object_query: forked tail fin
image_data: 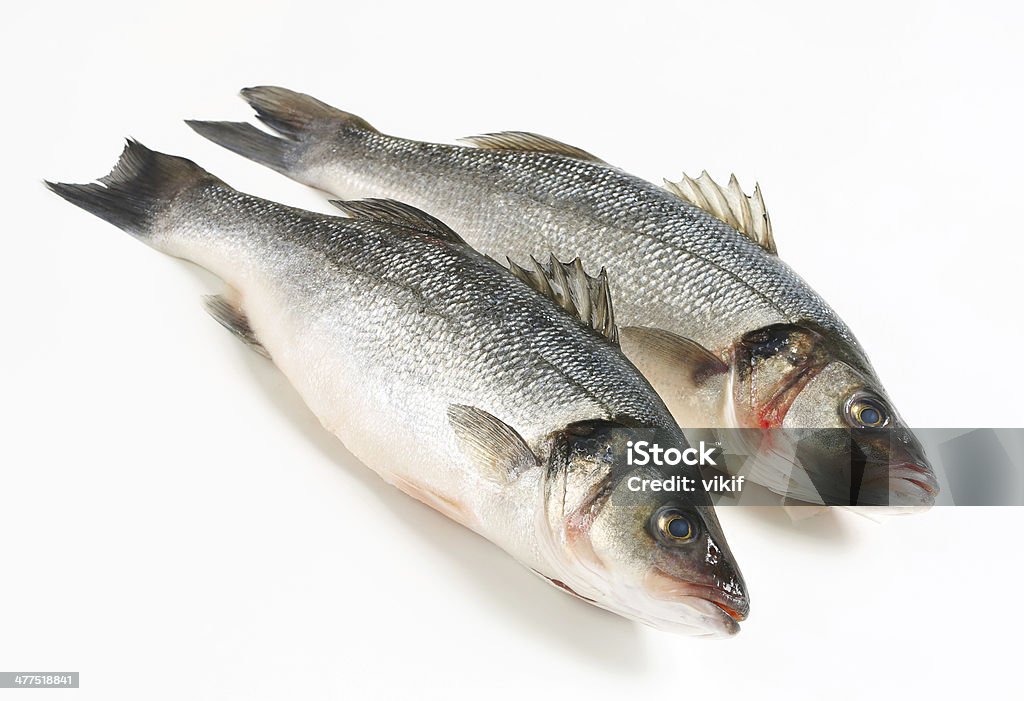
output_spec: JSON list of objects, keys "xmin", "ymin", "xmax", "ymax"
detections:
[
  {"xmin": 187, "ymin": 86, "xmax": 378, "ymax": 175},
  {"xmin": 46, "ymin": 139, "xmax": 220, "ymax": 238}
]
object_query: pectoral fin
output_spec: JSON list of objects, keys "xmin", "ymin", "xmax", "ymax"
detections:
[
  {"xmin": 447, "ymin": 405, "xmax": 539, "ymax": 483},
  {"xmin": 619, "ymin": 326, "xmax": 727, "ymax": 385}
]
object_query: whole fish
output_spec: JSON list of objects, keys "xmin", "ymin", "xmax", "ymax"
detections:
[
  {"xmin": 189, "ymin": 88, "xmax": 938, "ymax": 508},
  {"xmin": 47, "ymin": 142, "xmax": 749, "ymax": 635}
]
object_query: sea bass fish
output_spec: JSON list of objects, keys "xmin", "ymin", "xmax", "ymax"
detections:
[
  {"xmin": 48, "ymin": 142, "xmax": 749, "ymax": 635},
  {"xmin": 189, "ymin": 87, "xmax": 939, "ymax": 508}
]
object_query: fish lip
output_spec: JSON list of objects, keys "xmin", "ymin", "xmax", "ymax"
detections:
[
  {"xmin": 859, "ymin": 462, "xmax": 939, "ymax": 504},
  {"xmin": 710, "ymin": 599, "xmax": 746, "ymax": 622},
  {"xmin": 635, "ymin": 593, "xmax": 741, "ymax": 637},
  {"xmin": 893, "ymin": 462, "xmax": 931, "ymax": 476},
  {"xmin": 887, "ymin": 462, "xmax": 940, "ymax": 498},
  {"xmin": 644, "ymin": 569, "xmax": 749, "ymax": 624},
  {"xmin": 902, "ymin": 477, "xmax": 939, "ymax": 497},
  {"xmin": 682, "ymin": 583, "xmax": 749, "ymax": 622},
  {"xmin": 676, "ymin": 596, "xmax": 742, "ymax": 637}
]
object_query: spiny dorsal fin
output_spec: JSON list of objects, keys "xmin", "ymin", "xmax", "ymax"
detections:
[
  {"xmin": 507, "ymin": 254, "xmax": 618, "ymax": 344},
  {"xmin": 202, "ymin": 294, "xmax": 271, "ymax": 359},
  {"xmin": 665, "ymin": 172, "xmax": 776, "ymax": 254},
  {"xmin": 329, "ymin": 198, "xmax": 465, "ymax": 244},
  {"xmin": 459, "ymin": 131, "xmax": 604, "ymax": 163}
]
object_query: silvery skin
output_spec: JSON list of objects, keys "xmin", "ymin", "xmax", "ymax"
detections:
[
  {"xmin": 48, "ymin": 142, "xmax": 749, "ymax": 635},
  {"xmin": 189, "ymin": 87, "xmax": 938, "ymax": 508}
]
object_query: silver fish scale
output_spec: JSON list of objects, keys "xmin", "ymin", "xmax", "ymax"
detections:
[
  {"xmin": 311, "ymin": 133, "xmax": 861, "ymax": 355},
  {"xmin": 49, "ymin": 140, "xmax": 752, "ymax": 634},
  {"xmin": 178, "ymin": 184, "xmax": 677, "ymax": 444}
]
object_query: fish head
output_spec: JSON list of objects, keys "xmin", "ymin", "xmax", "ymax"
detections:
[
  {"xmin": 540, "ymin": 420, "xmax": 749, "ymax": 636},
  {"xmin": 728, "ymin": 323, "xmax": 937, "ymax": 507}
]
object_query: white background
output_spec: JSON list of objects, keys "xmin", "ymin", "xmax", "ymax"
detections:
[{"xmin": 3, "ymin": 1, "xmax": 1022, "ymax": 699}]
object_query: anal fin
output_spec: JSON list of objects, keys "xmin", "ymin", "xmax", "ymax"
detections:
[{"xmin": 202, "ymin": 294, "xmax": 270, "ymax": 359}]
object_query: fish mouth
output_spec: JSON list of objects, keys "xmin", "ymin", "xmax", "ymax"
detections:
[
  {"xmin": 644, "ymin": 569, "xmax": 748, "ymax": 635},
  {"xmin": 674, "ymin": 596, "xmax": 741, "ymax": 637},
  {"xmin": 890, "ymin": 463, "xmax": 939, "ymax": 495},
  {"xmin": 860, "ymin": 462, "xmax": 939, "ymax": 508},
  {"xmin": 709, "ymin": 599, "xmax": 746, "ymax": 622}
]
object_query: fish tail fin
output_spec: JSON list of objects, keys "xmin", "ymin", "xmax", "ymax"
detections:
[
  {"xmin": 185, "ymin": 120, "xmax": 295, "ymax": 175},
  {"xmin": 46, "ymin": 139, "xmax": 220, "ymax": 238},
  {"xmin": 240, "ymin": 86, "xmax": 377, "ymax": 138},
  {"xmin": 188, "ymin": 86, "xmax": 377, "ymax": 174}
]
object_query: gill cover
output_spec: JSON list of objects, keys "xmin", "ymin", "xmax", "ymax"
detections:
[
  {"xmin": 729, "ymin": 323, "xmax": 936, "ymax": 506},
  {"xmin": 731, "ymin": 323, "xmax": 836, "ymax": 429},
  {"xmin": 538, "ymin": 419, "xmax": 749, "ymax": 631}
]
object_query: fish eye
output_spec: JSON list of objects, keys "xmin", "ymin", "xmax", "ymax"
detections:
[
  {"xmin": 845, "ymin": 393, "xmax": 889, "ymax": 428},
  {"xmin": 651, "ymin": 507, "xmax": 699, "ymax": 545}
]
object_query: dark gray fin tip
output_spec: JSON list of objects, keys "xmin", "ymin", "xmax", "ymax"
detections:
[
  {"xmin": 507, "ymin": 254, "xmax": 618, "ymax": 344},
  {"xmin": 459, "ymin": 131, "xmax": 604, "ymax": 163},
  {"xmin": 46, "ymin": 139, "xmax": 217, "ymax": 238},
  {"xmin": 186, "ymin": 120, "xmax": 294, "ymax": 175},
  {"xmin": 447, "ymin": 405, "xmax": 538, "ymax": 483},
  {"xmin": 239, "ymin": 86, "xmax": 378, "ymax": 139},
  {"xmin": 201, "ymin": 294, "xmax": 271, "ymax": 359},
  {"xmin": 329, "ymin": 198, "xmax": 465, "ymax": 244}
]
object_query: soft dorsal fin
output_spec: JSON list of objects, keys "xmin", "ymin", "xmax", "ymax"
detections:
[
  {"xmin": 329, "ymin": 198, "xmax": 465, "ymax": 244},
  {"xmin": 459, "ymin": 131, "xmax": 604, "ymax": 163},
  {"xmin": 507, "ymin": 254, "xmax": 618, "ymax": 344},
  {"xmin": 665, "ymin": 172, "xmax": 776, "ymax": 254},
  {"xmin": 447, "ymin": 405, "xmax": 539, "ymax": 483}
]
